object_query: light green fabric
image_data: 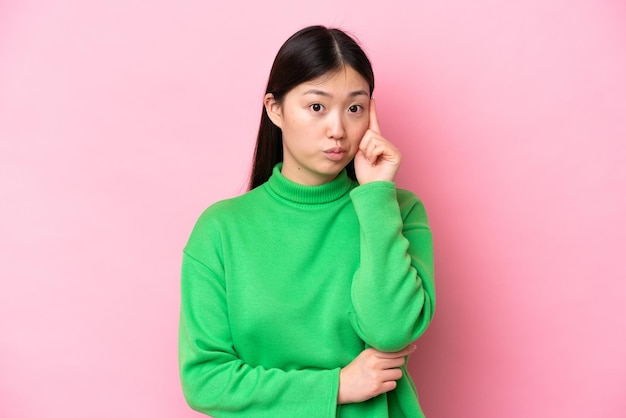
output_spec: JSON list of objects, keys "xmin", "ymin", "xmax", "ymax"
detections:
[{"xmin": 179, "ymin": 163, "xmax": 435, "ymax": 417}]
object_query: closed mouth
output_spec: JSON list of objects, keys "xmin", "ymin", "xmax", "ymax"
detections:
[{"xmin": 324, "ymin": 147, "xmax": 346, "ymax": 153}]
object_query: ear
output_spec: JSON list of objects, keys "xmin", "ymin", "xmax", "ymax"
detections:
[{"xmin": 264, "ymin": 93, "xmax": 283, "ymax": 129}]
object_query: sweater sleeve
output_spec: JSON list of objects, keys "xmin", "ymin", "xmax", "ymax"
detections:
[
  {"xmin": 348, "ymin": 181, "xmax": 435, "ymax": 352},
  {"xmin": 179, "ymin": 218, "xmax": 339, "ymax": 417}
]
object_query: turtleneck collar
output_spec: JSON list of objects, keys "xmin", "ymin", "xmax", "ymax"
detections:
[{"xmin": 265, "ymin": 163, "xmax": 355, "ymax": 206}]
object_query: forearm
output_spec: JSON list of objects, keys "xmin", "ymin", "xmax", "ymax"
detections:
[
  {"xmin": 349, "ymin": 183, "xmax": 435, "ymax": 351},
  {"xmin": 180, "ymin": 343, "xmax": 339, "ymax": 416}
]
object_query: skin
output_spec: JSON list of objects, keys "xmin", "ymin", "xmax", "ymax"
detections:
[
  {"xmin": 264, "ymin": 66, "xmax": 402, "ymax": 186},
  {"xmin": 265, "ymin": 66, "xmax": 411, "ymax": 404},
  {"xmin": 337, "ymin": 345, "xmax": 417, "ymax": 404}
]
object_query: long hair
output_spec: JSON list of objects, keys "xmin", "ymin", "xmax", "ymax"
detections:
[{"xmin": 248, "ymin": 25, "xmax": 375, "ymax": 190}]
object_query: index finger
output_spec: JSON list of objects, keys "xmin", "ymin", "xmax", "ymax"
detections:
[{"xmin": 369, "ymin": 97, "xmax": 381, "ymax": 134}]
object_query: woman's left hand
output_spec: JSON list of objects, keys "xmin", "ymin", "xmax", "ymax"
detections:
[{"xmin": 354, "ymin": 98, "xmax": 402, "ymax": 184}]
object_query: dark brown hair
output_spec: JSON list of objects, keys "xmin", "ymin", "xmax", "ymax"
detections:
[{"xmin": 248, "ymin": 25, "xmax": 375, "ymax": 189}]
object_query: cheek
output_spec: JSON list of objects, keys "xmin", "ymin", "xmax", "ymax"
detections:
[
  {"xmin": 349, "ymin": 119, "xmax": 369, "ymax": 141},
  {"xmin": 280, "ymin": 113, "xmax": 301, "ymax": 137},
  {"xmin": 283, "ymin": 108, "xmax": 311, "ymax": 133}
]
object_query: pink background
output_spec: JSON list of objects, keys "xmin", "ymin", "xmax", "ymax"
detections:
[{"xmin": 1, "ymin": 0, "xmax": 625, "ymax": 417}]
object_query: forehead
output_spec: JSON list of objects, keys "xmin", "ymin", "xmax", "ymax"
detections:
[{"xmin": 295, "ymin": 66, "xmax": 369, "ymax": 95}]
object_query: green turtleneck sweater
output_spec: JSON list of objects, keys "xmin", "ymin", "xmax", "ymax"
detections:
[{"xmin": 179, "ymin": 164, "xmax": 435, "ymax": 417}]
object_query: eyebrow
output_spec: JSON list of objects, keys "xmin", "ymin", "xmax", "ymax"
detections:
[{"xmin": 302, "ymin": 89, "xmax": 370, "ymax": 98}]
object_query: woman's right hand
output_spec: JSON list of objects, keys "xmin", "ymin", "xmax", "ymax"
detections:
[{"xmin": 337, "ymin": 344, "xmax": 416, "ymax": 404}]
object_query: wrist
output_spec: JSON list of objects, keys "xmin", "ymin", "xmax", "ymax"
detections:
[
  {"xmin": 337, "ymin": 367, "xmax": 354, "ymax": 405},
  {"xmin": 337, "ymin": 368, "xmax": 346, "ymax": 404}
]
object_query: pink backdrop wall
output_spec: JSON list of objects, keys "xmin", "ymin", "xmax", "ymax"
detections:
[{"xmin": 1, "ymin": 1, "xmax": 625, "ymax": 417}]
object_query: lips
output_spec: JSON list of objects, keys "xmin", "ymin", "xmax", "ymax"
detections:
[{"xmin": 323, "ymin": 147, "xmax": 347, "ymax": 161}]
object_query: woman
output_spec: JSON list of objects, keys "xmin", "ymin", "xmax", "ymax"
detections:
[{"xmin": 179, "ymin": 25, "xmax": 435, "ymax": 417}]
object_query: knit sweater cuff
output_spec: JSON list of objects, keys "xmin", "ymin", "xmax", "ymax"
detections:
[{"xmin": 349, "ymin": 180, "xmax": 395, "ymax": 199}]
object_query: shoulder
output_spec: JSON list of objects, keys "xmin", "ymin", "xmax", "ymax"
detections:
[
  {"xmin": 396, "ymin": 187, "xmax": 430, "ymax": 224},
  {"xmin": 194, "ymin": 187, "xmax": 264, "ymax": 227},
  {"xmin": 185, "ymin": 187, "xmax": 266, "ymax": 248},
  {"xmin": 396, "ymin": 187, "xmax": 424, "ymax": 207}
]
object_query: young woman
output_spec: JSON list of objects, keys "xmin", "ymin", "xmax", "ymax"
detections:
[{"xmin": 179, "ymin": 25, "xmax": 435, "ymax": 417}]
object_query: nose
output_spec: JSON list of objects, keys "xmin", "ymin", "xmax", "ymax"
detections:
[{"xmin": 326, "ymin": 112, "xmax": 346, "ymax": 140}]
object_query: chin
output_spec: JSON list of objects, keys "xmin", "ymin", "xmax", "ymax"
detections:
[{"xmin": 319, "ymin": 163, "xmax": 347, "ymax": 174}]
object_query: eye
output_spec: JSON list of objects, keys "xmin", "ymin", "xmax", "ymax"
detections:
[
  {"xmin": 310, "ymin": 103, "xmax": 323, "ymax": 112},
  {"xmin": 348, "ymin": 104, "xmax": 363, "ymax": 113}
]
